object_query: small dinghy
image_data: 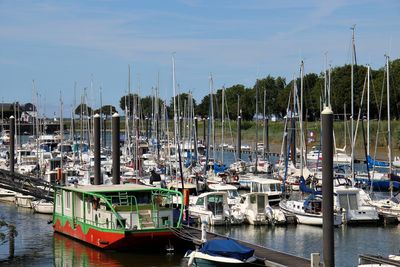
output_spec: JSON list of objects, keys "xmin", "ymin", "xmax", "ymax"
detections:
[{"xmin": 184, "ymin": 238, "xmax": 257, "ymax": 266}]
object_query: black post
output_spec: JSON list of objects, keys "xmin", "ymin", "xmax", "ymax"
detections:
[
  {"xmin": 322, "ymin": 107, "xmax": 334, "ymax": 267},
  {"xmin": 237, "ymin": 115, "xmax": 241, "ymax": 160},
  {"xmin": 112, "ymin": 113, "xmax": 120, "ymax": 184},
  {"xmin": 93, "ymin": 114, "xmax": 101, "ymax": 185},
  {"xmin": 102, "ymin": 117, "xmax": 107, "ymax": 148},
  {"xmin": 9, "ymin": 116, "xmax": 15, "ymax": 175}
]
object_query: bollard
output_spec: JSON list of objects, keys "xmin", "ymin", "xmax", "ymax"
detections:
[
  {"xmin": 322, "ymin": 107, "xmax": 334, "ymax": 267},
  {"xmin": 93, "ymin": 114, "xmax": 101, "ymax": 185},
  {"xmin": 311, "ymin": 253, "xmax": 321, "ymax": 267},
  {"xmin": 112, "ymin": 113, "xmax": 120, "ymax": 184}
]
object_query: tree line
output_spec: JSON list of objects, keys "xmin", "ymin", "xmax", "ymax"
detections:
[{"xmin": 74, "ymin": 58, "xmax": 400, "ymax": 122}]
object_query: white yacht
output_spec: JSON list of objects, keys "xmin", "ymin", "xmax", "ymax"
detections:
[
  {"xmin": 189, "ymin": 191, "xmax": 244, "ymax": 225},
  {"xmin": 239, "ymin": 192, "xmax": 286, "ymax": 225}
]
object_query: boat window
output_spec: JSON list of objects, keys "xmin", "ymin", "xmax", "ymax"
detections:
[
  {"xmin": 227, "ymin": 190, "xmax": 239, "ymax": 198},
  {"xmin": 65, "ymin": 192, "xmax": 71, "ymax": 209},
  {"xmin": 196, "ymin": 197, "xmax": 204, "ymax": 206},
  {"xmin": 338, "ymin": 193, "xmax": 359, "ymax": 210},
  {"xmin": 270, "ymin": 184, "xmax": 278, "ymax": 191},
  {"xmin": 257, "ymin": 195, "xmax": 265, "ymax": 213},
  {"xmin": 251, "ymin": 183, "xmax": 258, "ymax": 192},
  {"xmin": 87, "ymin": 201, "xmax": 91, "ymax": 214},
  {"xmin": 207, "ymin": 195, "xmax": 224, "ymax": 215},
  {"xmin": 56, "ymin": 194, "xmax": 61, "ymax": 207},
  {"xmin": 348, "ymin": 193, "xmax": 358, "ymax": 210},
  {"xmin": 135, "ymin": 192, "xmax": 151, "ymax": 204},
  {"xmin": 250, "ymin": 194, "xmax": 257, "ymax": 204}
]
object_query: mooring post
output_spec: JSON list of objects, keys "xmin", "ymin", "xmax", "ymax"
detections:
[
  {"xmin": 322, "ymin": 106, "xmax": 334, "ymax": 267},
  {"xmin": 237, "ymin": 115, "xmax": 241, "ymax": 160},
  {"xmin": 112, "ymin": 113, "xmax": 120, "ymax": 184},
  {"xmin": 8, "ymin": 224, "xmax": 16, "ymax": 259},
  {"xmin": 9, "ymin": 116, "xmax": 15, "ymax": 175},
  {"xmin": 93, "ymin": 114, "xmax": 101, "ymax": 185}
]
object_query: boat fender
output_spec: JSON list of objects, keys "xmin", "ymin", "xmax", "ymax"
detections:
[{"xmin": 187, "ymin": 251, "xmax": 196, "ymax": 266}]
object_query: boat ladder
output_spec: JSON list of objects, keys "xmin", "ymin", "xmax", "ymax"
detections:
[{"xmin": 118, "ymin": 192, "xmax": 129, "ymax": 205}]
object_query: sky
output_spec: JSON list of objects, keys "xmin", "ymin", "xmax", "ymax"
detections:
[{"xmin": 0, "ymin": 0, "xmax": 399, "ymax": 117}]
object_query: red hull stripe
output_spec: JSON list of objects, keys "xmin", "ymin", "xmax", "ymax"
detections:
[{"xmin": 53, "ymin": 218, "xmax": 179, "ymax": 249}]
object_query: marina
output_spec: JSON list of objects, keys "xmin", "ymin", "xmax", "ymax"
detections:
[
  {"xmin": 2, "ymin": 199, "xmax": 400, "ymax": 266},
  {"xmin": 1, "ymin": 2, "xmax": 400, "ymax": 266}
]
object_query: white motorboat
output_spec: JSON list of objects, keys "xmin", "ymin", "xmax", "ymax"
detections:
[
  {"xmin": 279, "ymin": 195, "xmax": 342, "ymax": 226},
  {"xmin": 208, "ymin": 183, "xmax": 241, "ymax": 206},
  {"xmin": 31, "ymin": 199, "xmax": 54, "ymax": 214},
  {"xmin": 0, "ymin": 188, "xmax": 17, "ymax": 203},
  {"xmin": 239, "ymin": 192, "xmax": 286, "ymax": 225},
  {"xmin": 248, "ymin": 177, "xmax": 282, "ymax": 205},
  {"xmin": 189, "ymin": 191, "xmax": 244, "ymax": 225},
  {"xmin": 185, "ymin": 238, "xmax": 257, "ymax": 266},
  {"xmin": 334, "ymin": 186, "xmax": 379, "ymax": 224},
  {"xmin": 15, "ymin": 193, "xmax": 35, "ymax": 208}
]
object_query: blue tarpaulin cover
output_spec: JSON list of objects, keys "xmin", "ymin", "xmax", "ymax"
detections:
[
  {"xmin": 213, "ymin": 162, "xmax": 228, "ymax": 174},
  {"xmin": 367, "ymin": 155, "xmax": 389, "ymax": 168},
  {"xmin": 199, "ymin": 238, "xmax": 254, "ymax": 261},
  {"xmin": 299, "ymin": 176, "xmax": 321, "ymax": 195}
]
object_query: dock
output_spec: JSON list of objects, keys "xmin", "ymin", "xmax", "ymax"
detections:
[
  {"xmin": 359, "ymin": 254, "xmax": 400, "ymax": 266},
  {"xmin": 181, "ymin": 225, "xmax": 311, "ymax": 267}
]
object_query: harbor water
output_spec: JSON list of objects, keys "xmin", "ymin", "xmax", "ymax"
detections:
[
  {"xmin": 2, "ymin": 138, "xmax": 400, "ymax": 266},
  {"xmin": 1, "ymin": 200, "xmax": 400, "ymax": 267}
]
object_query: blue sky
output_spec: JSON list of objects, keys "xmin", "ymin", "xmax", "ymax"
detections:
[{"xmin": 0, "ymin": 0, "xmax": 399, "ymax": 117}]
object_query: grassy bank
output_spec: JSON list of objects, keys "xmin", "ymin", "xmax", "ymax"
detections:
[{"xmin": 64, "ymin": 118, "xmax": 400, "ymax": 160}]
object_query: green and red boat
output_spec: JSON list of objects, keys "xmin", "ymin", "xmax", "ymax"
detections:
[{"xmin": 52, "ymin": 183, "xmax": 185, "ymax": 250}]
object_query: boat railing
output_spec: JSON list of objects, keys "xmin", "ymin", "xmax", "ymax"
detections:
[
  {"xmin": 75, "ymin": 216, "xmax": 116, "ymax": 229},
  {"xmin": 90, "ymin": 192, "xmax": 126, "ymax": 230}
]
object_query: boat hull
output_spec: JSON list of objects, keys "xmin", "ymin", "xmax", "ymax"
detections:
[
  {"xmin": 185, "ymin": 251, "xmax": 257, "ymax": 267},
  {"xmin": 53, "ymin": 217, "xmax": 183, "ymax": 250}
]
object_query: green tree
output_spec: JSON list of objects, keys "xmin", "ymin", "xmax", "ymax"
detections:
[
  {"xmin": 119, "ymin": 93, "xmax": 139, "ymax": 115},
  {"xmin": 74, "ymin": 103, "xmax": 92, "ymax": 117}
]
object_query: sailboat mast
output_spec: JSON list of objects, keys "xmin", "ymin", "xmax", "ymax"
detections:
[
  {"xmin": 221, "ymin": 86, "xmax": 225, "ymax": 163},
  {"xmin": 255, "ymin": 79, "xmax": 259, "ymax": 175},
  {"xmin": 60, "ymin": 91, "xmax": 64, "ymax": 171},
  {"xmin": 367, "ymin": 65, "xmax": 370, "ymax": 156},
  {"xmin": 300, "ymin": 61, "xmax": 304, "ymax": 177},
  {"xmin": 386, "ymin": 55, "xmax": 392, "ymax": 185},
  {"xmin": 350, "ymin": 25, "xmax": 356, "ymax": 178}
]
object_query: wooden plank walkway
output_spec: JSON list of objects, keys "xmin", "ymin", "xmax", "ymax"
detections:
[
  {"xmin": 182, "ymin": 225, "xmax": 311, "ymax": 267},
  {"xmin": 359, "ymin": 254, "xmax": 400, "ymax": 266}
]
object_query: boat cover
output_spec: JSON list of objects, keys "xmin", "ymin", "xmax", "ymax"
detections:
[
  {"xmin": 200, "ymin": 238, "xmax": 254, "ymax": 261},
  {"xmin": 213, "ymin": 163, "xmax": 228, "ymax": 174},
  {"xmin": 299, "ymin": 176, "xmax": 321, "ymax": 195},
  {"xmin": 367, "ymin": 155, "xmax": 389, "ymax": 168}
]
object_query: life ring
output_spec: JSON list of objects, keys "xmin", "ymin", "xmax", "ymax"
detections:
[{"xmin": 233, "ymin": 175, "xmax": 239, "ymax": 182}]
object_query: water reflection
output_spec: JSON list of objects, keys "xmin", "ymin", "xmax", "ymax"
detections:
[{"xmin": 53, "ymin": 233, "xmax": 187, "ymax": 267}]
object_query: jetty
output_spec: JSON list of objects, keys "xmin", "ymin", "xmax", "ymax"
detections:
[{"xmin": 180, "ymin": 225, "xmax": 312, "ymax": 267}]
